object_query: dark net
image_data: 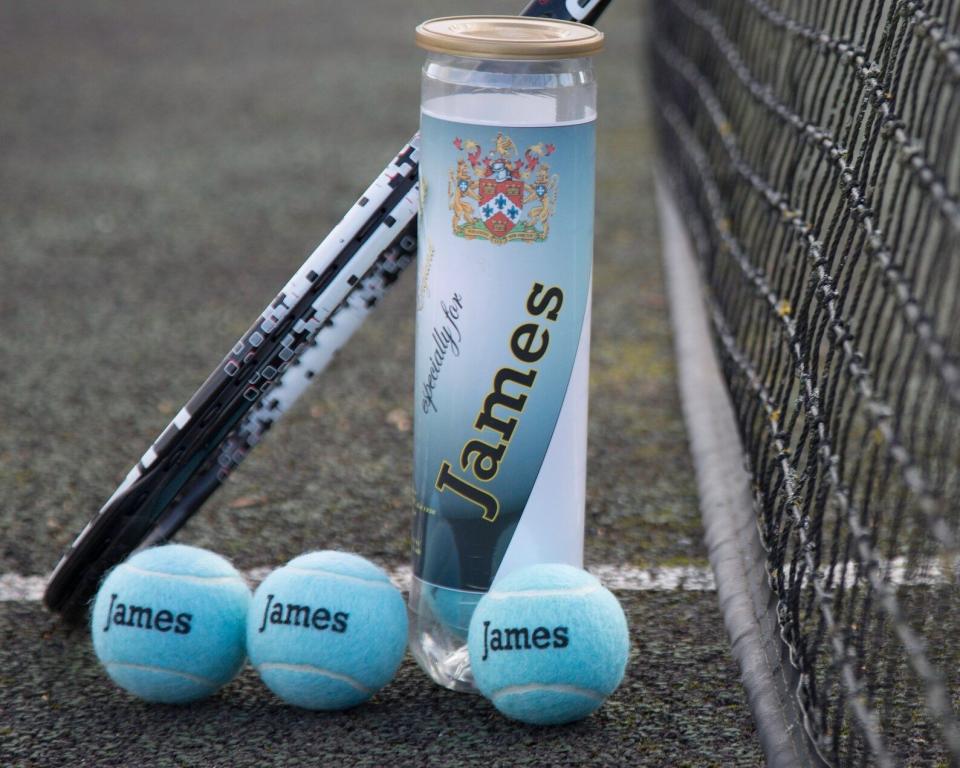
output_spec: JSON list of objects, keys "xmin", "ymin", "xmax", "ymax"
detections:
[{"xmin": 651, "ymin": 0, "xmax": 960, "ymax": 764}]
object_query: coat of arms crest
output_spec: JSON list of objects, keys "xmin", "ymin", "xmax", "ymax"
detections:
[{"xmin": 448, "ymin": 132, "xmax": 558, "ymax": 245}]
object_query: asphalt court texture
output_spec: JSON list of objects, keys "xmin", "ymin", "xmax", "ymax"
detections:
[{"xmin": 0, "ymin": 1, "xmax": 763, "ymax": 765}]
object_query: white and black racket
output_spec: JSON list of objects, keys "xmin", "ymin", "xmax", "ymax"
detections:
[{"xmin": 45, "ymin": 0, "xmax": 613, "ymax": 620}]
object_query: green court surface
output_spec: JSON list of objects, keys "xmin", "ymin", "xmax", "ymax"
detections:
[{"xmin": 0, "ymin": 1, "xmax": 762, "ymax": 765}]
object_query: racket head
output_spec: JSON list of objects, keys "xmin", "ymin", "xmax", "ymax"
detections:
[{"xmin": 44, "ymin": 473, "xmax": 167, "ymax": 621}]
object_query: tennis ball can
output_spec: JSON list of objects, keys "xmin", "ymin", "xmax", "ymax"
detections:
[{"xmin": 410, "ymin": 17, "xmax": 603, "ymax": 692}]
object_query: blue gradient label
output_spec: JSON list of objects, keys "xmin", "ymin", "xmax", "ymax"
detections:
[{"xmin": 413, "ymin": 113, "xmax": 595, "ymax": 592}]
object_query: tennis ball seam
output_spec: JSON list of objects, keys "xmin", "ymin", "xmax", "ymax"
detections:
[
  {"xmin": 105, "ymin": 661, "xmax": 221, "ymax": 689},
  {"xmin": 490, "ymin": 683, "xmax": 607, "ymax": 703},
  {"xmin": 121, "ymin": 563, "xmax": 245, "ymax": 585},
  {"xmin": 486, "ymin": 584, "xmax": 601, "ymax": 600},
  {"xmin": 281, "ymin": 565, "xmax": 393, "ymax": 588},
  {"xmin": 256, "ymin": 662, "xmax": 372, "ymax": 694}
]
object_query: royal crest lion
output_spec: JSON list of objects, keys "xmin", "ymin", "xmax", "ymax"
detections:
[
  {"xmin": 449, "ymin": 159, "xmax": 479, "ymax": 231},
  {"xmin": 523, "ymin": 164, "xmax": 559, "ymax": 239},
  {"xmin": 493, "ymin": 132, "xmax": 517, "ymax": 159}
]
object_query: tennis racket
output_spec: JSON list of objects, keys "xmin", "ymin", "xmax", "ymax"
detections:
[{"xmin": 45, "ymin": 0, "xmax": 613, "ymax": 620}]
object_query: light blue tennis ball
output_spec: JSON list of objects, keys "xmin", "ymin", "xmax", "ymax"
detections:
[
  {"xmin": 467, "ymin": 563, "xmax": 630, "ymax": 725},
  {"xmin": 90, "ymin": 544, "xmax": 251, "ymax": 704},
  {"xmin": 247, "ymin": 551, "xmax": 408, "ymax": 710}
]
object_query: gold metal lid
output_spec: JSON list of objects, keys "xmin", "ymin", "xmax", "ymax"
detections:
[{"xmin": 415, "ymin": 16, "xmax": 603, "ymax": 60}]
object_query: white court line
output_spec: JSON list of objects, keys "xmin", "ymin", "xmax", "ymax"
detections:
[
  {"xmin": 0, "ymin": 564, "xmax": 717, "ymax": 603},
  {"xmin": 5, "ymin": 557, "xmax": 954, "ymax": 603},
  {"xmin": 0, "ymin": 557, "xmax": 960, "ymax": 603}
]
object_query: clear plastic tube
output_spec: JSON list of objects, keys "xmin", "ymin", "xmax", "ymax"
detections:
[{"xmin": 410, "ymin": 50, "xmax": 597, "ymax": 692}]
